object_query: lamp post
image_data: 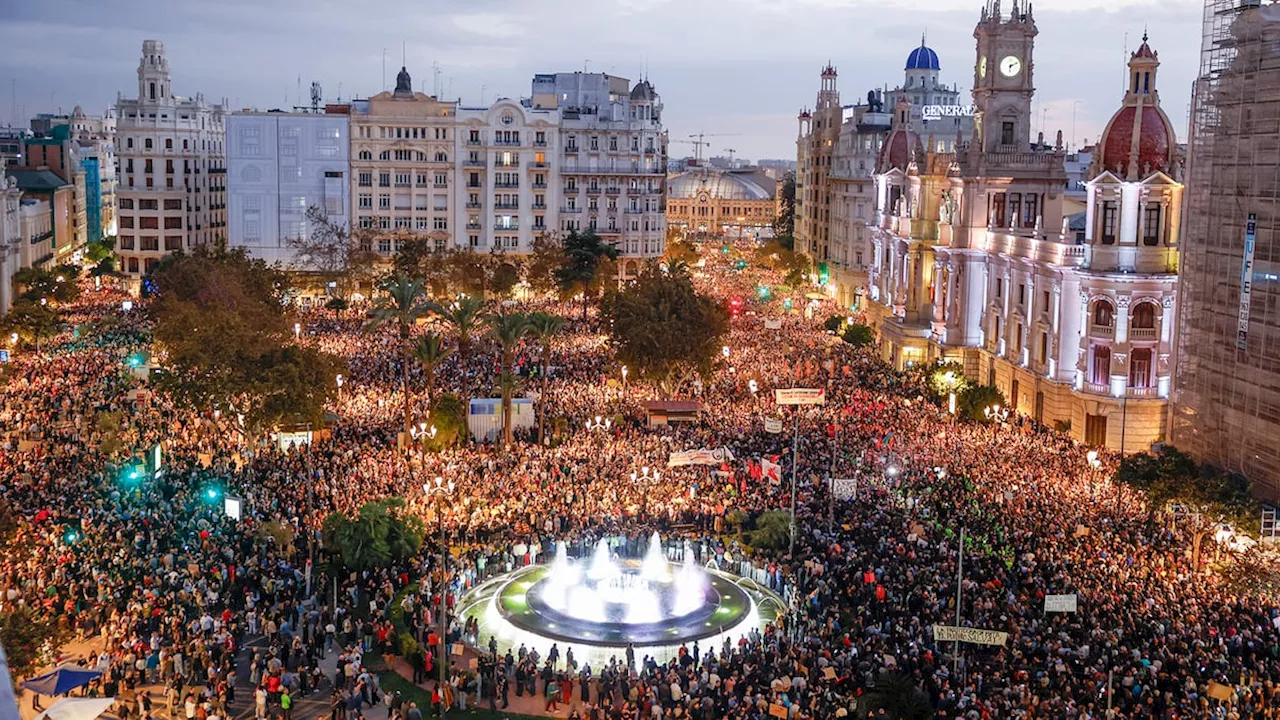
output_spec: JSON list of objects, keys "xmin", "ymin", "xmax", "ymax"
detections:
[
  {"xmin": 294, "ymin": 322, "xmax": 301, "ymax": 340},
  {"xmin": 621, "ymin": 365, "xmax": 628, "ymax": 397},
  {"xmin": 585, "ymin": 415, "xmax": 612, "ymax": 433},
  {"xmin": 629, "ymin": 466, "xmax": 661, "ymax": 483},
  {"xmin": 335, "ymin": 374, "xmax": 344, "ymax": 402},
  {"xmin": 1087, "ymin": 450, "xmax": 1102, "ymax": 504},
  {"xmin": 983, "ymin": 404, "xmax": 1010, "ymax": 423},
  {"xmin": 424, "ymin": 476, "xmax": 455, "ymax": 717}
]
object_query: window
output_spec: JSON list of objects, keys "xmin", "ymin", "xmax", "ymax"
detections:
[
  {"xmin": 1093, "ymin": 300, "xmax": 1114, "ymax": 328},
  {"xmin": 1001, "ymin": 121, "xmax": 1014, "ymax": 146},
  {"xmin": 1143, "ymin": 203, "xmax": 1162, "ymax": 246},
  {"xmin": 379, "ymin": 195, "xmax": 390, "ymax": 209},
  {"xmin": 435, "ymin": 173, "xmax": 448, "ymax": 186},
  {"xmin": 1041, "ymin": 290, "xmax": 1050, "ymax": 314},
  {"xmin": 140, "ymin": 236, "xmax": 160, "ymax": 251},
  {"xmin": 1038, "ymin": 332, "xmax": 1049, "ymax": 363},
  {"xmin": 1130, "ymin": 348, "xmax": 1152, "ymax": 388},
  {"xmin": 379, "ymin": 173, "xmax": 391, "ymax": 187},
  {"xmin": 1008, "ymin": 193, "xmax": 1021, "ymax": 227},
  {"xmin": 165, "ymin": 138, "xmax": 173, "ymax": 150},
  {"xmin": 1017, "ymin": 283, "xmax": 1026, "ymax": 306},
  {"xmin": 989, "ymin": 192, "xmax": 1006, "ymax": 227},
  {"xmin": 433, "ymin": 218, "xmax": 448, "ymax": 230},
  {"xmin": 1091, "ymin": 346, "xmax": 1111, "ymax": 385},
  {"xmin": 358, "ymin": 172, "xmax": 372, "ymax": 187},
  {"xmin": 145, "ymin": 138, "xmax": 153, "ymax": 150},
  {"xmin": 139, "ymin": 199, "xmax": 158, "ymax": 210},
  {"xmin": 164, "ymin": 217, "xmax": 182, "ymax": 229},
  {"xmin": 1101, "ymin": 201, "xmax": 1118, "ymax": 244},
  {"xmin": 1023, "ymin": 193, "xmax": 1038, "ymax": 228},
  {"xmin": 164, "ymin": 236, "xmax": 182, "ymax": 251},
  {"xmin": 995, "ymin": 278, "xmax": 1003, "ymax": 298},
  {"xmin": 239, "ymin": 126, "xmax": 260, "ymax": 155},
  {"xmin": 139, "ymin": 217, "xmax": 159, "ymax": 230},
  {"xmin": 1132, "ymin": 302, "xmax": 1156, "ymax": 329},
  {"xmin": 358, "ymin": 150, "xmax": 372, "ymax": 161},
  {"xmin": 119, "ymin": 235, "xmax": 135, "ymax": 249},
  {"xmin": 164, "ymin": 199, "xmax": 182, "ymax": 210},
  {"xmin": 358, "ymin": 194, "xmax": 372, "ymax": 209}
]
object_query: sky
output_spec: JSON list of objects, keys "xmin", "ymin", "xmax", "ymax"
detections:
[{"xmin": 1, "ymin": 0, "xmax": 1204, "ymax": 162}]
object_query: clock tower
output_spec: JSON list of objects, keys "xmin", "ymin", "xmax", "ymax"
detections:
[{"xmin": 972, "ymin": 0, "xmax": 1037, "ymax": 153}]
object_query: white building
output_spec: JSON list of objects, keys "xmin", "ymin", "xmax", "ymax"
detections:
[
  {"xmin": 226, "ymin": 111, "xmax": 350, "ymax": 268},
  {"xmin": 115, "ymin": 40, "xmax": 226, "ymax": 278},
  {"xmin": 0, "ymin": 177, "xmax": 21, "ymax": 314},
  {"xmin": 70, "ymin": 105, "xmax": 119, "ymax": 238},
  {"xmin": 532, "ymin": 72, "xmax": 668, "ymax": 273}
]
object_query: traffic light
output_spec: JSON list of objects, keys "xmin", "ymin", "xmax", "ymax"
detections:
[
  {"xmin": 122, "ymin": 464, "xmax": 144, "ymax": 488},
  {"xmin": 729, "ymin": 298, "xmax": 743, "ymax": 318},
  {"xmin": 204, "ymin": 484, "xmax": 223, "ymax": 503},
  {"xmin": 127, "ymin": 353, "xmax": 145, "ymax": 368},
  {"xmin": 757, "ymin": 286, "xmax": 770, "ymax": 299}
]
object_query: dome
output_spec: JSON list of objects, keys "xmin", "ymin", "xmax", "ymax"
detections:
[
  {"xmin": 667, "ymin": 171, "xmax": 773, "ymax": 202},
  {"xmin": 630, "ymin": 80, "xmax": 656, "ymax": 101},
  {"xmin": 878, "ymin": 127, "xmax": 918, "ymax": 172},
  {"xmin": 1098, "ymin": 105, "xmax": 1176, "ymax": 179},
  {"xmin": 905, "ymin": 44, "xmax": 940, "ymax": 71}
]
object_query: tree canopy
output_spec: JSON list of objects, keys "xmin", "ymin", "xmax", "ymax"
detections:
[
  {"xmin": 149, "ymin": 246, "xmax": 342, "ymax": 437},
  {"xmin": 555, "ymin": 230, "xmax": 619, "ymax": 318},
  {"xmin": 321, "ymin": 497, "xmax": 424, "ymax": 572},
  {"xmin": 600, "ymin": 262, "xmax": 729, "ymax": 398}
]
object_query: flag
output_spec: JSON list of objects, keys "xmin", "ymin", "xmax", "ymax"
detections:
[{"xmin": 762, "ymin": 457, "xmax": 783, "ymax": 484}]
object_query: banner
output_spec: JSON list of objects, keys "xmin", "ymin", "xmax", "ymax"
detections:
[
  {"xmin": 1043, "ymin": 594, "xmax": 1077, "ymax": 613},
  {"xmin": 764, "ymin": 418, "xmax": 783, "ymax": 434},
  {"xmin": 932, "ymin": 625, "xmax": 1008, "ymax": 646},
  {"xmin": 1238, "ymin": 212, "xmax": 1257, "ymax": 350},
  {"xmin": 764, "ymin": 319, "xmax": 782, "ymax": 330},
  {"xmin": 668, "ymin": 447, "xmax": 736, "ymax": 467},
  {"xmin": 1207, "ymin": 681, "xmax": 1234, "ymax": 702},
  {"xmin": 775, "ymin": 388, "xmax": 826, "ymax": 405},
  {"xmin": 831, "ymin": 478, "xmax": 858, "ymax": 500},
  {"xmin": 761, "ymin": 457, "xmax": 783, "ymax": 484}
]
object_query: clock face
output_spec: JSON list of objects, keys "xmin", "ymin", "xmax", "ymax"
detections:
[
  {"xmin": 979, "ymin": 57, "xmax": 987, "ymax": 79},
  {"xmin": 1000, "ymin": 55, "xmax": 1022, "ymax": 78}
]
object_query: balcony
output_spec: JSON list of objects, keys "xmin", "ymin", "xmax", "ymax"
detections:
[
  {"xmin": 587, "ymin": 187, "xmax": 602, "ymax": 195},
  {"xmin": 494, "ymin": 203, "xmax": 519, "ymax": 210},
  {"xmin": 466, "ymin": 138, "xmax": 482, "ymax": 146},
  {"xmin": 605, "ymin": 188, "xmax": 621, "ymax": 195},
  {"xmin": 495, "ymin": 223, "xmax": 519, "ymax": 231},
  {"xmin": 561, "ymin": 207, "xmax": 583, "ymax": 214},
  {"xmin": 466, "ymin": 202, "xmax": 482, "ymax": 209},
  {"xmin": 531, "ymin": 162, "xmax": 548, "ymax": 168},
  {"xmin": 624, "ymin": 208, "xmax": 644, "ymax": 214},
  {"xmin": 563, "ymin": 186, "xmax": 579, "ymax": 194},
  {"xmin": 494, "ymin": 181, "xmax": 520, "ymax": 189},
  {"xmin": 1130, "ymin": 327, "xmax": 1158, "ymax": 342},
  {"xmin": 1089, "ymin": 324, "xmax": 1115, "ymax": 340},
  {"xmin": 466, "ymin": 182, "xmax": 482, "ymax": 189},
  {"xmin": 466, "ymin": 222, "xmax": 481, "ymax": 231},
  {"xmin": 532, "ymin": 182, "xmax": 548, "ymax": 189},
  {"xmin": 494, "ymin": 139, "xmax": 521, "ymax": 147},
  {"xmin": 494, "ymin": 161, "xmax": 519, "ymax": 168},
  {"xmin": 533, "ymin": 140, "xmax": 548, "ymax": 147},
  {"xmin": 565, "ymin": 146, "xmax": 579, "ymax": 153},
  {"xmin": 464, "ymin": 159, "xmax": 487, "ymax": 167}
]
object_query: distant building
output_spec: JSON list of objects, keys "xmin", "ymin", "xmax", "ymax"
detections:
[
  {"xmin": 0, "ymin": 128, "xmax": 30, "ymax": 169},
  {"xmin": 5, "ymin": 168, "xmax": 71, "ymax": 265},
  {"xmin": 0, "ymin": 178, "xmax": 20, "ymax": 314},
  {"xmin": 225, "ymin": 111, "xmax": 350, "ymax": 270},
  {"xmin": 666, "ymin": 168, "xmax": 776, "ymax": 236},
  {"xmin": 18, "ymin": 124, "xmax": 89, "ymax": 258},
  {"xmin": 115, "ymin": 40, "xmax": 226, "ymax": 279}
]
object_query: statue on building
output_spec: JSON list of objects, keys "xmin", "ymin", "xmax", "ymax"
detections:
[{"xmin": 394, "ymin": 66, "xmax": 413, "ymax": 98}]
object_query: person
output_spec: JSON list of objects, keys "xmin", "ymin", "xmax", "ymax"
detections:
[
  {"xmin": 279, "ymin": 690, "xmax": 292, "ymax": 720},
  {"xmin": 546, "ymin": 676, "xmax": 560, "ymax": 712}
]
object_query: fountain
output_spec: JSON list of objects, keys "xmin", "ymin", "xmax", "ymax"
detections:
[{"xmin": 640, "ymin": 531, "xmax": 671, "ymax": 582}]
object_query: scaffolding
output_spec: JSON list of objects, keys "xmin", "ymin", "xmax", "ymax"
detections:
[{"xmin": 1173, "ymin": 0, "xmax": 1280, "ymax": 500}]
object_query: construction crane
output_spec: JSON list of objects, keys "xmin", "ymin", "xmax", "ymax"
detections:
[{"xmin": 674, "ymin": 132, "xmax": 741, "ymax": 165}]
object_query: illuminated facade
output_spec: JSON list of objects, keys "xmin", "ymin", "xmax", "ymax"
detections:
[
  {"xmin": 665, "ymin": 168, "xmax": 776, "ymax": 236},
  {"xmin": 860, "ymin": 2, "xmax": 1180, "ymax": 451}
]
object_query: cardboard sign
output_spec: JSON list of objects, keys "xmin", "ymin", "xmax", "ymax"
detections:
[
  {"xmin": 1206, "ymin": 681, "xmax": 1233, "ymax": 702},
  {"xmin": 768, "ymin": 703, "xmax": 789, "ymax": 719},
  {"xmin": 764, "ymin": 319, "xmax": 782, "ymax": 330},
  {"xmin": 932, "ymin": 625, "xmax": 1008, "ymax": 646},
  {"xmin": 764, "ymin": 418, "xmax": 783, "ymax": 434},
  {"xmin": 1044, "ymin": 594, "xmax": 1078, "ymax": 613},
  {"xmin": 822, "ymin": 667, "xmax": 837, "ymax": 680},
  {"xmin": 451, "ymin": 643, "xmax": 464, "ymax": 657},
  {"xmin": 831, "ymin": 478, "xmax": 858, "ymax": 500},
  {"xmin": 775, "ymin": 388, "xmax": 826, "ymax": 405}
]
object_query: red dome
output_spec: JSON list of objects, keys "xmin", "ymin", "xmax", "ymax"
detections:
[
  {"xmin": 1099, "ymin": 104, "xmax": 1175, "ymax": 179},
  {"xmin": 878, "ymin": 128, "xmax": 917, "ymax": 172}
]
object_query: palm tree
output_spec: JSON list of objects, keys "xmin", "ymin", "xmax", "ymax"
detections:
[
  {"xmin": 365, "ymin": 273, "xmax": 430, "ymax": 442},
  {"xmin": 429, "ymin": 295, "xmax": 485, "ymax": 396},
  {"xmin": 412, "ymin": 332, "xmax": 454, "ymax": 407},
  {"xmin": 486, "ymin": 310, "xmax": 532, "ymax": 448},
  {"xmin": 525, "ymin": 311, "xmax": 567, "ymax": 443},
  {"xmin": 554, "ymin": 230, "xmax": 619, "ymax": 322}
]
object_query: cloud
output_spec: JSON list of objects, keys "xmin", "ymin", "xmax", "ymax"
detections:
[{"xmin": 0, "ymin": 0, "xmax": 1202, "ymax": 161}]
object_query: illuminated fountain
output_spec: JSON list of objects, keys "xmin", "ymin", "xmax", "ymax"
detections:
[{"xmin": 462, "ymin": 533, "xmax": 782, "ymax": 664}]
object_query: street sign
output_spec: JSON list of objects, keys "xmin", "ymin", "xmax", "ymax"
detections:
[
  {"xmin": 775, "ymin": 388, "xmax": 826, "ymax": 405},
  {"xmin": 1044, "ymin": 594, "xmax": 1078, "ymax": 613},
  {"xmin": 933, "ymin": 625, "xmax": 1008, "ymax": 646},
  {"xmin": 764, "ymin": 418, "xmax": 783, "ymax": 434}
]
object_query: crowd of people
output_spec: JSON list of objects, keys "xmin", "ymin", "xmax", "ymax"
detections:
[{"xmin": 0, "ymin": 241, "xmax": 1277, "ymax": 720}]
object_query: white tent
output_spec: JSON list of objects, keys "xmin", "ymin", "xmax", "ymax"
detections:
[{"xmin": 35, "ymin": 698, "xmax": 117, "ymax": 720}]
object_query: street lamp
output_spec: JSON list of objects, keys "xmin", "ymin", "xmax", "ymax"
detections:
[
  {"xmin": 621, "ymin": 365, "xmax": 628, "ymax": 396},
  {"xmin": 721, "ymin": 345, "xmax": 730, "ymax": 360},
  {"xmin": 423, "ymin": 476, "xmax": 455, "ymax": 715},
  {"xmin": 294, "ymin": 322, "xmax": 302, "ymax": 340},
  {"xmin": 630, "ymin": 466, "xmax": 661, "ymax": 483},
  {"xmin": 984, "ymin": 404, "xmax": 1010, "ymax": 423},
  {"xmin": 585, "ymin": 415, "xmax": 612, "ymax": 433},
  {"xmin": 335, "ymin": 374, "xmax": 344, "ymax": 401},
  {"xmin": 748, "ymin": 379, "xmax": 758, "ymax": 394}
]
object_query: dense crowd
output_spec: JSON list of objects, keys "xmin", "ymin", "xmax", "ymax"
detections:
[{"xmin": 0, "ymin": 244, "xmax": 1277, "ymax": 720}]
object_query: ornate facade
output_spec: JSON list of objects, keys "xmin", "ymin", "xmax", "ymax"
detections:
[
  {"xmin": 665, "ymin": 168, "xmax": 776, "ymax": 236},
  {"xmin": 856, "ymin": 1, "xmax": 1181, "ymax": 451}
]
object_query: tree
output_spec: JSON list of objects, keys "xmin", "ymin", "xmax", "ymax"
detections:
[
  {"xmin": 1115, "ymin": 446, "xmax": 1260, "ymax": 571},
  {"xmin": 149, "ymin": 246, "xmax": 340, "ymax": 439},
  {"xmin": 1217, "ymin": 546, "xmax": 1280, "ymax": 598},
  {"xmin": 366, "ymin": 274, "xmax": 431, "ymax": 441},
  {"xmin": 289, "ymin": 205, "xmax": 380, "ymax": 300},
  {"xmin": 822, "ymin": 315, "xmax": 846, "ymax": 334},
  {"xmin": 321, "ymin": 498, "xmax": 425, "ymax": 572},
  {"xmin": 925, "ymin": 361, "xmax": 969, "ymax": 401},
  {"xmin": 555, "ymin": 230, "xmax": 619, "ymax": 321},
  {"xmin": 430, "ymin": 295, "xmax": 485, "ymax": 394},
  {"xmin": 526, "ymin": 311, "xmax": 566, "ymax": 442},
  {"xmin": 957, "ymin": 384, "xmax": 1007, "ymax": 423},
  {"xmin": 0, "ymin": 606, "xmax": 64, "ymax": 680},
  {"xmin": 425, "ymin": 392, "xmax": 468, "ymax": 449},
  {"xmin": 746, "ymin": 511, "xmax": 792, "ymax": 552},
  {"xmin": 600, "ymin": 262, "xmax": 729, "ymax": 398},
  {"xmin": 862, "ymin": 672, "xmax": 932, "ymax": 720},
  {"xmin": 754, "ymin": 241, "xmax": 809, "ymax": 286},
  {"xmin": 3, "ymin": 299, "xmax": 59, "ymax": 351},
  {"xmin": 95, "ymin": 410, "xmax": 128, "ymax": 459},
  {"xmin": 841, "ymin": 323, "xmax": 874, "ymax": 347},
  {"xmin": 412, "ymin": 332, "xmax": 454, "ymax": 407},
  {"xmin": 14, "ymin": 266, "xmax": 79, "ymax": 305},
  {"xmin": 486, "ymin": 311, "xmax": 532, "ymax": 448},
  {"xmin": 526, "ymin": 233, "xmax": 567, "ymax": 295},
  {"xmin": 771, "ymin": 171, "xmax": 796, "ymax": 250},
  {"xmin": 663, "ymin": 236, "xmax": 699, "ymax": 267}
]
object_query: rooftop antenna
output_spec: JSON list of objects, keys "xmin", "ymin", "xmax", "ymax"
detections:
[
  {"xmin": 337, "ymin": 82, "xmax": 342, "ymax": 102},
  {"xmin": 480, "ymin": 84, "xmax": 485, "ymax": 106},
  {"xmin": 310, "ymin": 81, "xmax": 322, "ymax": 113},
  {"xmin": 297, "ymin": 74, "xmax": 302, "ymax": 107},
  {"xmin": 382, "ymin": 48, "xmax": 387, "ymax": 92},
  {"xmin": 402, "ymin": 41, "xmax": 406, "ymax": 68},
  {"xmin": 1122, "ymin": 31, "xmax": 1128, "ymax": 94},
  {"xmin": 432, "ymin": 62, "xmax": 442, "ymax": 98}
]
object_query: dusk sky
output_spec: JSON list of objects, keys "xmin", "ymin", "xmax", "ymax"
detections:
[{"xmin": 2, "ymin": 0, "xmax": 1202, "ymax": 161}]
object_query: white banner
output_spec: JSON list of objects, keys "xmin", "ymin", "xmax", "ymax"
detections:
[
  {"xmin": 668, "ymin": 447, "xmax": 736, "ymax": 467},
  {"xmin": 932, "ymin": 625, "xmax": 1008, "ymax": 646},
  {"xmin": 1043, "ymin": 594, "xmax": 1078, "ymax": 613},
  {"xmin": 224, "ymin": 496, "xmax": 242, "ymax": 521},
  {"xmin": 764, "ymin": 319, "xmax": 782, "ymax": 330},
  {"xmin": 764, "ymin": 418, "xmax": 783, "ymax": 434},
  {"xmin": 1238, "ymin": 212, "xmax": 1257, "ymax": 350},
  {"xmin": 831, "ymin": 478, "xmax": 858, "ymax": 500},
  {"xmin": 775, "ymin": 388, "xmax": 826, "ymax": 405}
]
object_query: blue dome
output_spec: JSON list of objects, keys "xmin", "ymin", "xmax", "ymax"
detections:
[{"xmin": 905, "ymin": 45, "xmax": 940, "ymax": 71}]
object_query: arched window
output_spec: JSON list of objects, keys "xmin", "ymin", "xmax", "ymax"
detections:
[
  {"xmin": 358, "ymin": 150, "xmax": 372, "ymax": 161},
  {"xmin": 378, "ymin": 151, "xmax": 389, "ymax": 161},
  {"xmin": 1093, "ymin": 300, "xmax": 1115, "ymax": 328},
  {"xmin": 1132, "ymin": 302, "xmax": 1156, "ymax": 329}
]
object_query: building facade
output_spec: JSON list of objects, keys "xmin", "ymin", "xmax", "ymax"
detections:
[
  {"xmin": 665, "ymin": 168, "xmax": 776, "ymax": 236},
  {"xmin": 834, "ymin": 2, "xmax": 1180, "ymax": 452},
  {"xmin": 533, "ymin": 72, "xmax": 668, "ymax": 273},
  {"xmin": 0, "ymin": 178, "xmax": 21, "ymax": 314},
  {"xmin": 115, "ymin": 40, "xmax": 226, "ymax": 278},
  {"xmin": 70, "ymin": 105, "xmax": 119, "ymax": 241},
  {"xmin": 18, "ymin": 124, "xmax": 89, "ymax": 259},
  {"xmin": 5, "ymin": 168, "xmax": 71, "ymax": 265},
  {"xmin": 1172, "ymin": 0, "xmax": 1280, "ymax": 500},
  {"xmin": 226, "ymin": 111, "xmax": 350, "ymax": 269}
]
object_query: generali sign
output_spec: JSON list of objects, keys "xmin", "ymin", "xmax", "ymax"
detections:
[{"xmin": 921, "ymin": 105, "xmax": 975, "ymax": 121}]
